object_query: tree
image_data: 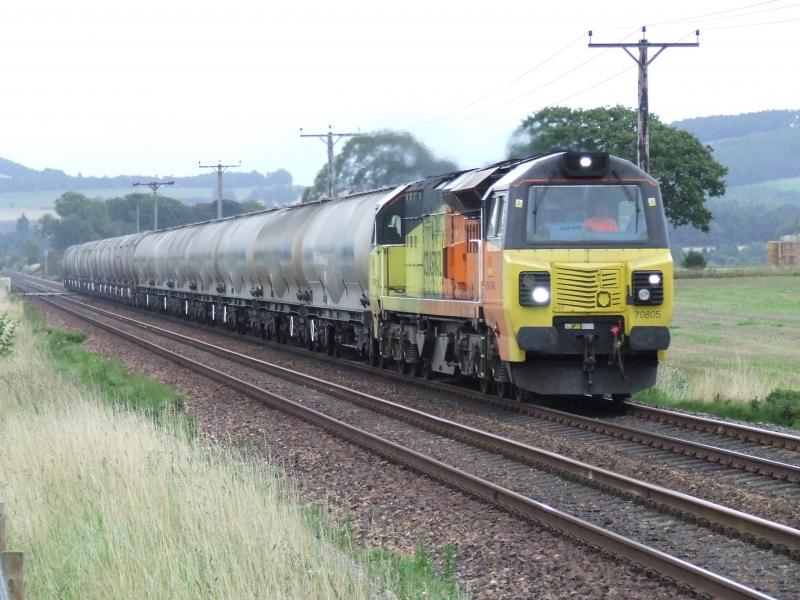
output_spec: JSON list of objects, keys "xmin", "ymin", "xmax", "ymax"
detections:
[
  {"xmin": 15, "ymin": 213, "xmax": 30, "ymax": 234},
  {"xmin": 507, "ymin": 106, "xmax": 727, "ymax": 231},
  {"xmin": 19, "ymin": 236, "xmax": 43, "ymax": 265},
  {"xmin": 39, "ymin": 192, "xmax": 118, "ymax": 250},
  {"xmin": 681, "ymin": 250, "xmax": 707, "ymax": 269},
  {"xmin": 302, "ymin": 130, "xmax": 458, "ymax": 202}
]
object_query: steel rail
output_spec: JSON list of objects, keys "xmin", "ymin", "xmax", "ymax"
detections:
[
  {"xmin": 623, "ymin": 402, "xmax": 800, "ymax": 451},
  {"xmin": 15, "ymin": 273, "xmax": 800, "ymax": 451},
  {"xmin": 18, "ymin": 285, "xmax": 777, "ymax": 600},
  {"xmin": 12, "ymin": 274, "xmax": 800, "ymax": 479},
  {"xmin": 26, "ymin": 284, "xmax": 800, "ymax": 558}
]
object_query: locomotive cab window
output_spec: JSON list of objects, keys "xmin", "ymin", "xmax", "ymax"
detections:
[
  {"xmin": 526, "ymin": 185, "xmax": 649, "ymax": 243},
  {"xmin": 486, "ymin": 192, "xmax": 506, "ymax": 239},
  {"xmin": 376, "ymin": 207, "xmax": 404, "ymax": 244}
]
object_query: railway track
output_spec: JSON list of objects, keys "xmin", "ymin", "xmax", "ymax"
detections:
[
  {"xmin": 14, "ymin": 275, "xmax": 800, "ymax": 502},
  {"xmin": 12, "ymin": 274, "xmax": 800, "ymax": 599}
]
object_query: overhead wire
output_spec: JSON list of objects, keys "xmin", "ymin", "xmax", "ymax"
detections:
[
  {"xmin": 686, "ymin": 1, "xmax": 800, "ymax": 25},
  {"xmin": 589, "ymin": 0, "xmax": 787, "ymax": 32},
  {"xmin": 412, "ymin": 32, "xmax": 586, "ymax": 128},
  {"xmin": 421, "ymin": 27, "xmax": 640, "ymax": 129},
  {"xmin": 454, "ymin": 63, "xmax": 636, "ymax": 139},
  {"xmin": 702, "ymin": 14, "xmax": 800, "ymax": 29}
]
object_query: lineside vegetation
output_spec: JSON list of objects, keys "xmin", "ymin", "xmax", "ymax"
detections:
[
  {"xmin": 0, "ymin": 293, "xmax": 461, "ymax": 599},
  {"xmin": 636, "ymin": 275, "xmax": 800, "ymax": 429}
]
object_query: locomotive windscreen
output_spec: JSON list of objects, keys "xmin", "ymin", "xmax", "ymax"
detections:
[{"xmin": 525, "ymin": 184, "xmax": 650, "ymax": 243}]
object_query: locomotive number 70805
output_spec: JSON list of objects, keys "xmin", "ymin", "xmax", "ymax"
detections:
[{"xmin": 634, "ymin": 310, "xmax": 662, "ymax": 319}]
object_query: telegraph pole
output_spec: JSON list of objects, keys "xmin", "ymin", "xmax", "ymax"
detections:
[
  {"xmin": 132, "ymin": 179, "xmax": 175, "ymax": 231},
  {"xmin": 589, "ymin": 27, "xmax": 699, "ymax": 174},
  {"xmin": 199, "ymin": 160, "xmax": 241, "ymax": 219},
  {"xmin": 300, "ymin": 125, "xmax": 362, "ymax": 198}
]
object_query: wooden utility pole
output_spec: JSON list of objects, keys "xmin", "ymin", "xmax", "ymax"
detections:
[
  {"xmin": 132, "ymin": 179, "xmax": 175, "ymax": 231},
  {"xmin": 588, "ymin": 27, "xmax": 699, "ymax": 174},
  {"xmin": 1, "ymin": 503, "xmax": 25, "ymax": 600},
  {"xmin": 300, "ymin": 126, "xmax": 362, "ymax": 198},
  {"xmin": 199, "ymin": 160, "xmax": 241, "ymax": 219}
]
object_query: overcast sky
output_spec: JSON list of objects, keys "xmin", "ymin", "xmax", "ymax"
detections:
[{"xmin": 0, "ymin": 0, "xmax": 798, "ymax": 187}]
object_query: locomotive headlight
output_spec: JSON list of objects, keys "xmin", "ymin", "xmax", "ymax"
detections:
[
  {"xmin": 632, "ymin": 270, "xmax": 664, "ymax": 305},
  {"xmin": 579, "ymin": 156, "xmax": 592, "ymax": 168},
  {"xmin": 532, "ymin": 287, "xmax": 550, "ymax": 304},
  {"xmin": 519, "ymin": 271, "xmax": 551, "ymax": 306}
]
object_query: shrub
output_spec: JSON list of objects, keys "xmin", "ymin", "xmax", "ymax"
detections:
[
  {"xmin": 682, "ymin": 250, "xmax": 707, "ymax": 269},
  {"xmin": 762, "ymin": 388, "xmax": 800, "ymax": 426},
  {"xmin": 0, "ymin": 311, "xmax": 17, "ymax": 356}
]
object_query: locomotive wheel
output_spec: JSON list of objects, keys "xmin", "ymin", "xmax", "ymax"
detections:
[
  {"xmin": 396, "ymin": 355, "xmax": 408, "ymax": 375},
  {"xmin": 479, "ymin": 376, "xmax": 493, "ymax": 395},
  {"xmin": 611, "ymin": 394, "xmax": 631, "ymax": 414},
  {"xmin": 369, "ymin": 341, "xmax": 379, "ymax": 366},
  {"xmin": 513, "ymin": 385, "xmax": 530, "ymax": 402},
  {"xmin": 495, "ymin": 380, "xmax": 510, "ymax": 399}
]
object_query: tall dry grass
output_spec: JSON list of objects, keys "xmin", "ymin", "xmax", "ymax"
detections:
[
  {"xmin": 0, "ymin": 292, "xmax": 379, "ymax": 599},
  {"xmin": 655, "ymin": 356, "xmax": 774, "ymax": 403}
]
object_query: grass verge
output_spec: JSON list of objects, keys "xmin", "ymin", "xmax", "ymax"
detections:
[
  {"xmin": 636, "ymin": 386, "xmax": 800, "ymax": 429},
  {"xmin": 636, "ymin": 275, "xmax": 800, "ymax": 430},
  {"xmin": 2, "ymin": 294, "xmax": 462, "ymax": 599},
  {"xmin": 24, "ymin": 301, "xmax": 194, "ymax": 434}
]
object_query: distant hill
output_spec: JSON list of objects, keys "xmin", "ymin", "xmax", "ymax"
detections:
[
  {"xmin": 0, "ymin": 159, "xmax": 304, "ymax": 207},
  {"xmin": 672, "ymin": 109, "xmax": 800, "ymax": 186}
]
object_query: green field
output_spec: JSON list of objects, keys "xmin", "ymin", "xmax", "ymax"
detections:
[{"xmin": 640, "ymin": 274, "xmax": 800, "ymax": 426}]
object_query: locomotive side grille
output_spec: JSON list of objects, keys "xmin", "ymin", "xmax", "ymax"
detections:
[{"xmin": 553, "ymin": 265, "xmax": 623, "ymax": 312}]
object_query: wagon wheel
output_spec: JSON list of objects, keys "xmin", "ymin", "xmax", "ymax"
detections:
[
  {"xmin": 412, "ymin": 359, "xmax": 423, "ymax": 378},
  {"xmin": 479, "ymin": 375, "xmax": 493, "ymax": 395},
  {"xmin": 326, "ymin": 328, "xmax": 336, "ymax": 356},
  {"xmin": 421, "ymin": 360, "xmax": 433, "ymax": 380}
]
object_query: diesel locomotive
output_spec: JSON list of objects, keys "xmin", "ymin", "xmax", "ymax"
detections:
[{"xmin": 63, "ymin": 151, "xmax": 673, "ymax": 399}]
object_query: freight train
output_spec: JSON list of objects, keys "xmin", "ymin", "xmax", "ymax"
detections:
[{"xmin": 62, "ymin": 151, "xmax": 673, "ymax": 400}]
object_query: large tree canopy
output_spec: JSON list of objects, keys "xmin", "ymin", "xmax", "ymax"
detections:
[
  {"xmin": 507, "ymin": 106, "xmax": 727, "ymax": 231},
  {"xmin": 302, "ymin": 130, "xmax": 457, "ymax": 202}
]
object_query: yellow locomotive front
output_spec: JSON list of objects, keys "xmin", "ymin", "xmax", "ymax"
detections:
[{"xmin": 483, "ymin": 151, "xmax": 673, "ymax": 398}]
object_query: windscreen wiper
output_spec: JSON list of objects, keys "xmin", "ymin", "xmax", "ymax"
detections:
[{"xmin": 612, "ymin": 169, "xmax": 640, "ymax": 233}]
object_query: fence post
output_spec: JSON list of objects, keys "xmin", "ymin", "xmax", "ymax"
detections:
[
  {"xmin": 0, "ymin": 504, "xmax": 25, "ymax": 600},
  {"xmin": 0, "ymin": 503, "xmax": 4, "ymax": 552}
]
